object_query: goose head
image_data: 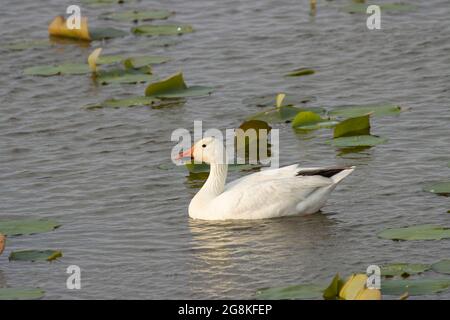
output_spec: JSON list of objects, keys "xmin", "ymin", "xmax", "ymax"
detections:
[{"xmin": 177, "ymin": 137, "xmax": 226, "ymax": 164}]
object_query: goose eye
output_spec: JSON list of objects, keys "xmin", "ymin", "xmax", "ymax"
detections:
[{"xmin": 202, "ymin": 144, "xmax": 206, "ymax": 148}]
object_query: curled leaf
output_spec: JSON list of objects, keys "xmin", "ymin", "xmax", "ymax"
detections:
[
  {"xmin": 88, "ymin": 48, "xmax": 102, "ymax": 72},
  {"xmin": 48, "ymin": 16, "xmax": 90, "ymax": 41}
]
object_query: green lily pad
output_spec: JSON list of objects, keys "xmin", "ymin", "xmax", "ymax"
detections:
[
  {"xmin": 432, "ymin": 260, "xmax": 450, "ymax": 275},
  {"xmin": 145, "ymin": 72, "xmax": 213, "ymax": 98},
  {"xmin": 333, "ymin": 114, "xmax": 370, "ymax": 138},
  {"xmin": 131, "ymin": 24, "xmax": 194, "ymax": 36},
  {"xmin": 381, "ymin": 263, "xmax": 431, "ymax": 277},
  {"xmin": 24, "ymin": 63, "xmax": 90, "ymax": 76},
  {"xmin": 242, "ymin": 94, "xmax": 317, "ymax": 108},
  {"xmin": 382, "ymin": 278, "xmax": 450, "ymax": 296},
  {"xmin": 102, "ymin": 9, "xmax": 172, "ymax": 22},
  {"xmin": 0, "ymin": 288, "xmax": 45, "ymax": 300},
  {"xmin": 82, "ymin": 0, "xmax": 132, "ymax": 5},
  {"xmin": 89, "ymin": 27, "xmax": 128, "ymax": 40},
  {"xmin": 97, "ymin": 55, "xmax": 124, "ymax": 65},
  {"xmin": 285, "ymin": 68, "xmax": 315, "ymax": 77},
  {"xmin": 329, "ymin": 104, "xmax": 402, "ymax": 118},
  {"xmin": 3, "ymin": 39, "xmax": 50, "ymax": 51},
  {"xmin": 84, "ymin": 96, "xmax": 161, "ymax": 109},
  {"xmin": 246, "ymin": 106, "xmax": 324, "ymax": 123},
  {"xmin": 378, "ymin": 224, "xmax": 450, "ymax": 241},
  {"xmin": 423, "ymin": 182, "xmax": 450, "ymax": 196},
  {"xmin": 123, "ymin": 56, "xmax": 171, "ymax": 68},
  {"xmin": 291, "ymin": 111, "xmax": 337, "ymax": 130},
  {"xmin": 9, "ymin": 249, "xmax": 62, "ymax": 262},
  {"xmin": 96, "ymin": 68, "xmax": 154, "ymax": 85},
  {"xmin": 0, "ymin": 219, "xmax": 60, "ymax": 236},
  {"xmin": 255, "ymin": 283, "xmax": 324, "ymax": 299},
  {"xmin": 343, "ymin": 3, "xmax": 416, "ymax": 14},
  {"xmin": 331, "ymin": 135, "xmax": 387, "ymax": 148}
]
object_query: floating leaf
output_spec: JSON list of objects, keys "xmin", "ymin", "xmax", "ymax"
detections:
[
  {"xmin": 96, "ymin": 68, "xmax": 154, "ymax": 85},
  {"xmin": 9, "ymin": 249, "xmax": 62, "ymax": 262},
  {"xmin": 123, "ymin": 56, "xmax": 171, "ymax": 68},
  {"xmin": 82, "ymin": 0, "xmax": 133, "ymax": 5},
  {"xmin": 243, "ymin": 94, "xmax": 317, "ymax": 108},
  {"xmin": 381, "ymin": 263, "xmax": 431, "ymax": 277},
  {"xmin": 246, "ymin": 106, "xmax": 324, "ymax": 123},
  {"xmin": 331, "ymin": 135, "xmax": 387, "ymax": 148},
  {"xmin": 329, "ymin": 104, "xmax": 402, "ymax": 118},
  {"xmin": 132, "ymin": 24, "xmax": 194, "ymax": 36},
  {"xmin": 378, "ymin": 224, "xmax": 450, "ymax": 241},
  {"xmin": 423, "ymin": 182, "xmax": 450, "ymax": 196},
  {"xmin": 255, "ymin": 283, "xmax": 324, "ymax": 300},
  {"xmin": 0, "ymin": 219, "xmax": 60, "ymax": 236},
  {"xmin": 84, "ymin": 96, "xmax": 161, "ymax": 109},
  {"xmin": 24, "ymin": 63, "xmax": 90, "ymax": 76},
  {"xmin": 382, "ymin": 279, "xmax": 450, "ymax": 296},
  {"xmin": 343, "ymin": 3, "xmax": 416, "ymax": 14},
  {"xmin": 97, "ymin": 55, "xmax": 124, "ymax": 65},
  {"xmin": 145, "ymin": 72, "xmax": 213, "ymax": 98},
  {"xmin": 432, "ymin": 260, "xmax": 450, "ymax": 275},
  {"xmin": 48, "ymin": 16, "xmax": 90, "ymax": 41},
  {"xmin": 0, "ymin": 288, "xmax": 45, "ymax": 300},
  {"xmin": 102, "ymin": 9, "xmax": 172, "ymax": 22},
  {"xmin": 291, "ymin": 111, "xmax": 337, "ymax": 130},
  {"xmin": 333, "ymin": 114, "xmax": 370, "ymax": 138},
  {"xmin": 3, "ymin": 39, "xmax": 50, "ymax": 51},
  {"xmin": 89, "ymin": 27, "xmax": 128, "ymax": 40},
  {"xmin": 285, "ymin": 68, "xmax": 315, "ymax": 77}
]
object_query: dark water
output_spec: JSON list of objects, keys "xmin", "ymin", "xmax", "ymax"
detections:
[{"xmin": 0, "ymin": 0, "xmax": 449, "ymax": 299}]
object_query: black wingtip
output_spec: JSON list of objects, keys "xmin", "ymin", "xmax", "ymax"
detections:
[{"xmin": 296, "ymin": 167, "xmax": 351, "ymax": 178}]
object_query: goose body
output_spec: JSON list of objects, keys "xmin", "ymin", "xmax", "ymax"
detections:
[{"xmin": 179, "ymin": 137, "xmax": 355, "ymax": 220}]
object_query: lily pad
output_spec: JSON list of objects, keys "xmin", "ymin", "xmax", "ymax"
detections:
[
  {"xmin": 255, "ymin": 283, "xmax": 324, "ymax": 300},
  {"xmin": 97, "ymin": 55, "xmax": 124, "ymax": 65},
  {"xmin": 243, "ymin": 94, "xmax": 317, "ymax": 108},
  {"xmin": 102, "ymin": 9, "xmax": 172, "ymax": 22},
  {"xmin": 246, "ymin": 106, "xmax": 324, "ymax": 123},
  {"xmin": 84, "ymin": 96, "xmax": 161, "ymax": 109},
  {"xmin": 123, "ymin": 56, "xmax": 171, "ymax": 68},
  {"xmin": 82, "ymin": 0, "xmax": 133, "ymax": 5},
  {"xmin": 423, "ymin": 182, "xmax": 450, "ymax": 196},
  {"xmin": 331, "ymin": 135, "xmax": 387, "ymax": 148},
  {"xmin": 432, "ymin": 260, "xmax": 450, "ymax": 275},
  {"xmin": 378, "ymin": 224, "xmax": 450, "ymax": 241},
  {"xmin": 96, "ymin": 68, "xmax": 154, "ymax": 85},
  {"xmin": 145, "ymin": 72, "xmax": 213, "ymax": 98},
  {"xmin": 131, "ymin": 24, "xmax": 194, "ymax": 36},
  {"xmin": 343, "ymin": 3, "xmax": 416, "ymax": 14},
  {"xmin": 329, "ymin": 104, "xmax": 402, "ymax": 118},
  {"xmin": 285, "ymin": 68, "xmax": 315, "ymax": 77},
  {"xmin": 89, "ymin": 27, "xmax": 128, "ymax": 40},
  {"xmin": 24, "ymin": 63, "xmax": 90, "ymax": 76},
  {"xmin": 381, "ymin": 263, "xmax": 431, "ymax": 277},
  {"xmin": 0, "ymin": 219, "xmax": 60, "ymax": 236},
  {"xmin": 382, "ymin": 278, "xmax": 450, "ymax": 296},
  {"xmin": 9, "ymin": 249, "xmax": 62, "ymax": 262},
  {"xmin": 3, "ymin": 39, "xmax": 50, "ymax": 51},
  {"xmin": 333, "ymin": 114, "xmax": 370, "ymax": 138},
  {"xmin": 292, "ymin": 111, "xmax": 337, "ymax": 130},
  {"xmin": 0, "ymin": 288, "xmax": 45, "ymax": 300}
]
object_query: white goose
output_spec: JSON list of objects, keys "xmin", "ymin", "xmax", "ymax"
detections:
[{"xmin": 178, "ymin": 137, "xmax": 355, "ymax": 220}]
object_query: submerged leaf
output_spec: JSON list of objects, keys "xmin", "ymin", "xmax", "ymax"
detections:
[
  {"xmin": 255, "ymin": 283, "xmax": 324, "ymax": 300},
  {"xmin": 9, "ymin": 249, "xmax": 62, "ymax": 262},
  {"xmin": 3, "ymin": 39, "xmax": 51, "ymax": 51},
  {"xmin": 145, "ymin": 72, "xmax": 213, "ymax": 98},
  {"xmin": 432, "ymin": 260, "xmax": 450, "ymax": 275},
  {"xmin": 85, "ymin": 96, "xmax": 160, "ymax": 109},
  {"xmin": 89, "ymin": 27, "xmax": 128, "ymax": 40},
  {"xmin": 24, "ymin": 63, "xmax": 90, "ymax": 76},
  {"xmin": 123, "ymin": 56, "xmax": 171, "ymax": 68},
  {"xmin": 131, "ymin": 24, "xmax": 194, "ymax": 36},
  {"xmin": 0, "ymin": 288, "xmax": 45, "ymax": 300},
  {"xmin": 96, "ymin": 68, "xmax": 153, "ymax": 84},
  {"xmin": 343, "ymin": 3, "xmax": 416, "ymax": 14},
  {"xmin": 243, "ymin": 94, "xmax": 317, "ymax": 108},
  {"xmin": 378, "ymin": 224, "xmax": 450, "ymax": 241},
  {"xmin": 423, "ymin": 182, "xmax": 450, "ymax": 196},
  {"xmin": 382, "ymin": 278, "xmax": 450, "ymax": 296},
  {"xmin": 381, "ymin": 263, "xmax": 430, "ymax": 277},
  {"xmin": 285, "ymin": 68, "xmax": 315, "ymax": 77},
  {"xmin": 246, "ymin": 106, "xmax": 324, "ymax": 123}
]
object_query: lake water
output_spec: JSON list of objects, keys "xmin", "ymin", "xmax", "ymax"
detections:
[{"xmin": 0, "ymin": 0, "xmax": 449, "ymax": 299}]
